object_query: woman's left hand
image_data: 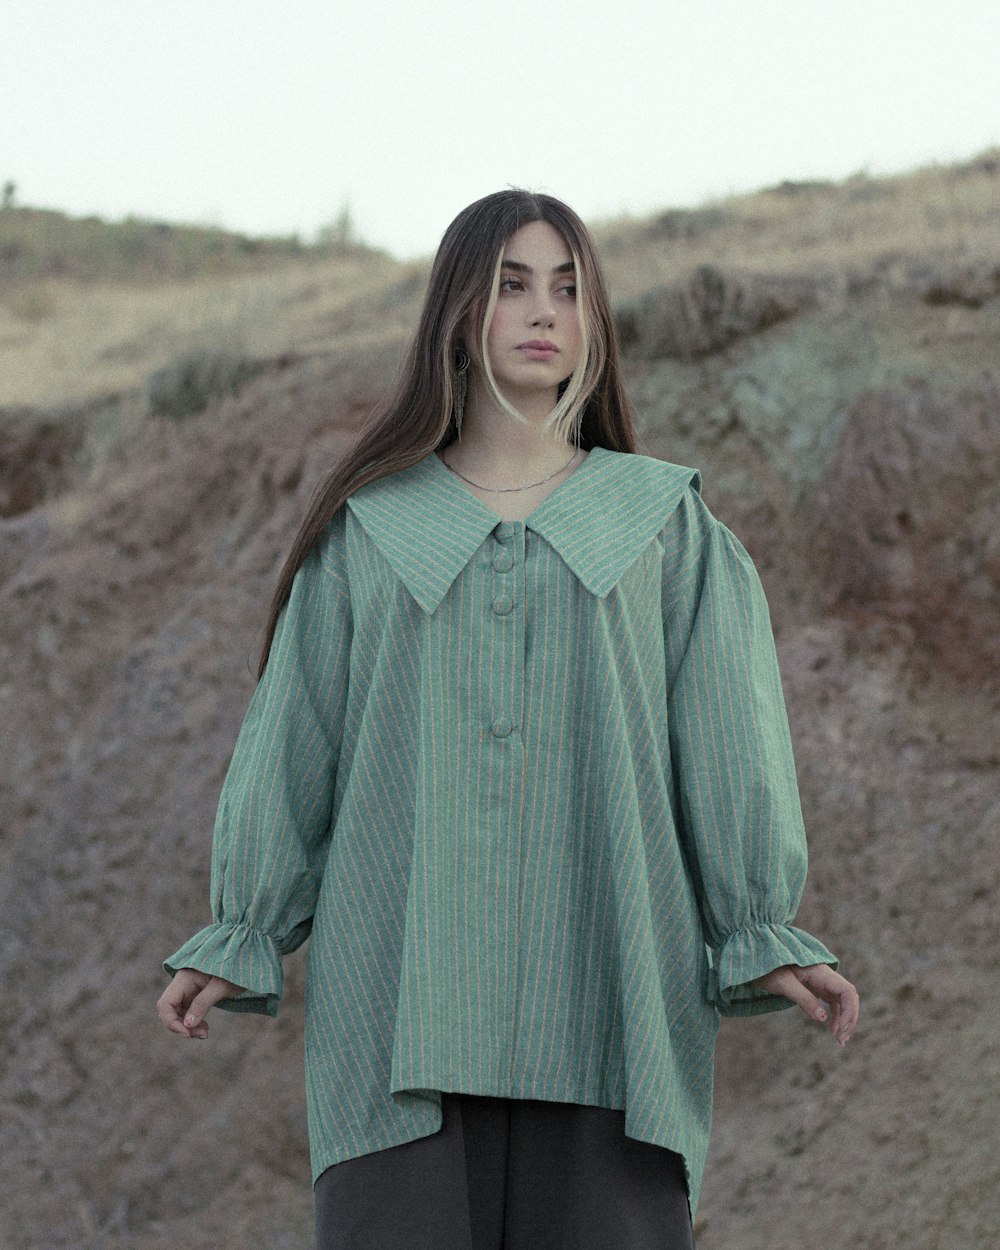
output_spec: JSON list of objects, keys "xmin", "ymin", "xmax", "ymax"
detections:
[{"xmin": 753, "ymin": 963, "xmax": 860, "ymax": 1046}]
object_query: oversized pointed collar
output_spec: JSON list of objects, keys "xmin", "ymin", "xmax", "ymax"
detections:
[{"xmin": 345, "ymin": 445, "xmax": 702, "ymax": 614}]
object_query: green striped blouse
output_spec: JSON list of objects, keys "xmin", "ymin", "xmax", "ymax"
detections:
[{"xmin": 164, "ymin": 444, "xmax": 838, "ymax": 1216}]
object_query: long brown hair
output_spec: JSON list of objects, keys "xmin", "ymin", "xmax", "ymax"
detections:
[{"xmin": 256, "ymin": 188, "xmax": 642, "ymax": 678}]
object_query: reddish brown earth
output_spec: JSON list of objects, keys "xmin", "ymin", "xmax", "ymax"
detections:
[{"xmin": 2, "ymin": 277, "xmax": 999, "ymax": 1248}]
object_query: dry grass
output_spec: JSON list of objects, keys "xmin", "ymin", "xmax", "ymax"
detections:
[
  {"xmin": 592, "ymin": 149, "xmax": 1000, "ymax": 297},
  {"xmin": 1, "ymin": 148, "xmax": 997, "ymax": 409},
  {"xmin": 0, "ymin": 250, "xmax": 415, "ymax": 407}
]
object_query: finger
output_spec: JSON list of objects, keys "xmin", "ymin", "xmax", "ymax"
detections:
[
  {"xmin": 183, "ymin": 979, "xmax": 236, "ymax": 1031},
  {"xmin": 806, "ymin": 982, "xmax": 859, "ymax": 1045},
  {"xmin": 157, "ymin": 976, "xmax": 200, "ymax": 1035},
  {"xmin": 770, "ymin": 972, "xmax": 831, "ymax": 1025},
  {"xmin": 800, "ymin": 967, "xmax": 861, "ymax": 1044},
  {"xmin": 823, "ymin": 983, "xmax": 845, "ymax": 1037},
  {"xmin": 833, "ymin": 981, "xmax": 860, "ymax": 1044},
  {"xmin": 160, "ymin": 1011, "xmax": 195, "ymax": 1038},
  {"xmin": 821, "ymin": 985, "xmax": 846, "ymax": 1039},
  {"xmin": 826, "ymin": 993, "xmax": 842, "ymax": 1038}
]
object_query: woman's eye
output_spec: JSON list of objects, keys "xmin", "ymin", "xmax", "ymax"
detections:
[
  {"xmin": 499, "ymin": 277, "xmax": 523, "ymax": 292},
  {"xmin": 558, "ymin": 284, "xmax": 577, "ymax": 299}
]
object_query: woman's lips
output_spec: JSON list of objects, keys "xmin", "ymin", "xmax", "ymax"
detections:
[{"xmin": 518, "ymin": 341, "xmax": 558, "ymax": 360}]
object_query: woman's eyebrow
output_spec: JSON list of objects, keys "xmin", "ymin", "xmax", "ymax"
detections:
[{"xmin": 500, "ymin": 259, "xmax": 575, "ymax": 274}]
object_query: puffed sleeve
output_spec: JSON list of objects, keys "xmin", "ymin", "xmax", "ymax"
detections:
[
  {"xmin": 163, "ymin": 515, "xmax": 352, "ymax": 1017},
  {"xmin": 663, "ymin": 486, "xmax": 838, "ymax": 1016}
]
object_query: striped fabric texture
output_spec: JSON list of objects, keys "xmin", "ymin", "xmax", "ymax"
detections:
[{"xmin": 164, "ymin": 445, "xmax": 838, "ymax": 1216}]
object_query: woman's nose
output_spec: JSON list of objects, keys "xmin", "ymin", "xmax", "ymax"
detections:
[{"xmin": 529, "ymin": 294, "xmax": 556, "ymax": 326}]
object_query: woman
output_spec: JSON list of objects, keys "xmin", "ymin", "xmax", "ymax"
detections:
[{"xmin": 158, "ymin": 190, "xmax": 859, "ymax": 1249}]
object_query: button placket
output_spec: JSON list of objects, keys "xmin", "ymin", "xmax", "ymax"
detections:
[{"xmin": 489, "ymin": 522, "xmax": 523, "ymax": 738}]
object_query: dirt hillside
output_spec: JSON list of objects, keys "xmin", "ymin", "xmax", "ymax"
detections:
[{"xmin": 2, "ymin": 159, "xmax": 999, "ymax": 1248}]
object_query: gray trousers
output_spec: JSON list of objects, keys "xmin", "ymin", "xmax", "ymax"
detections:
[{"xmin": 314, "ymin": 1092, "xmax": 696, "ymax": 1250}]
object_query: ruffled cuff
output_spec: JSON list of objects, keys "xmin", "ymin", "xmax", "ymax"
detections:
[
  {"xmin": 706, "ymin": 922, "xmax": 839, "ymax": 1017},
  {"xmin": 163, "ymin": 921, "xmax": 284, "ymax": 1018}
]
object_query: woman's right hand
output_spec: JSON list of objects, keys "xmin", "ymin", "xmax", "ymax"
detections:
[{"xmin": 156, "ymin": 968, "xmax": 246, "ymax": 1039}]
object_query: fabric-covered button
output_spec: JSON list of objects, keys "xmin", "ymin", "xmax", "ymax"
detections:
[
  {"xmin": 493, "ymin": 523, "xmax": 513, "ymax": 544},
  {"xmin": 493, "ymin": 551, "xmax": 515, "ymax": 572},
  {"xmin": 491, "ymin": 716, "xmax": 514, "ymax": 737},
  {"xmin": 492, "ymin": 594, "xmax": 514, "ymax": 615}
]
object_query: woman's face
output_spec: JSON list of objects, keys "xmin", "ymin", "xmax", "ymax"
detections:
[{"xmin": 477, "ymin": 220, "xmax": 583, "ymax": 407}]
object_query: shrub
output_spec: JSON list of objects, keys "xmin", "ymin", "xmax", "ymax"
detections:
[
  {"xmin": 615, "ymin": 265, "xmax": 818, "ymax": 361},
  {"xmin": 145, "ymin": 349, "xmax": 265, "ymax": 420},
  {"xmin": 643, "ymin": 206, "xmax": 731, "ymax": 240},
  {"xmin": 922, "ymin": 263, "xmax": 1000, "ymax": 309},
  {"xmin": 0, "ymin": 407, "xmax": 84, "ymax": 517}
]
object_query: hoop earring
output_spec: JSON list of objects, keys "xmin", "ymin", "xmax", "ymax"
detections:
[{"xmin": 453, "ymin": 347, "xmax": 470, "ymax": 438}]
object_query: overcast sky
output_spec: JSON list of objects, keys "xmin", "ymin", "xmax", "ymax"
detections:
[{"xmin": 5, "ymin": 1, "xmax": 998, "ymax": 259}]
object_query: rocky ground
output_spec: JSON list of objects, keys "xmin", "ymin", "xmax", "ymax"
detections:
[{"xmin": 2, "ymin": 204, "xmax": 999, "ymax": 1248}]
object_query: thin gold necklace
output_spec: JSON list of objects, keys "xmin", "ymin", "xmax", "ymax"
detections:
[{"xmin": 442, "ymin": 446, "xmax": 581, "ymax": 494}]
